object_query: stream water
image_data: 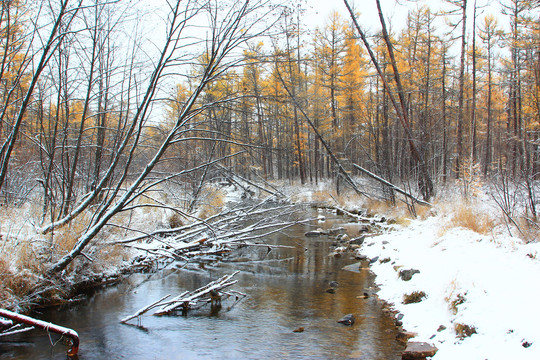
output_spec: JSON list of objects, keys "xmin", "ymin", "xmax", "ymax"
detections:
[{"xmin": 0, "ymin": 208, "xmax": 404, "ymax": 359}]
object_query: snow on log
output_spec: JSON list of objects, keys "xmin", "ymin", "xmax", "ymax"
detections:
[
  {"xmin": 120, "ymin": 294, "xmax": 172, "ymax": 324},
  {"xmin": 0, "ymin": 308, "xmax": 79, "ymax": 356},
  {"xmin": 154, "ymin": 271, "xmax": 241, "ymax": 316},
  {"xmin": 120, "ymin": 271, "xmax": 245, "ymax": 324}
]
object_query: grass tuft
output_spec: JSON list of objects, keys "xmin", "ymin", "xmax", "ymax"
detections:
[
  {"xmin": 403, "ymin": 290, "xmax": 427, "ymax": 304},
  {"xmin": 197, "ymin": 186, "xmax": 225, "ymax": 219},
  {"xmin": 455, "ymin": 323, "xmax": 477, "ymax": 339},
  {"xmin": 168, "ymin": 212, "xmax": 184, "ymax": 228},
  {"xmin": 441, "ymin": 202, "xmax": 497, "ymax": 235}
]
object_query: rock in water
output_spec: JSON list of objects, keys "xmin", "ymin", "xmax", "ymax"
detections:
[
  {"xmin": 328, "ymin": 227, "xmax": 345, "ymax": 235},
  {"xmin": 402, "ymin": 342, "xmax": 438, "ymax": 360},
  {"xmin": 349, "ymin": 236, "xmax": 365, "ymax": 245},
  {"xmin": 337, "ymin": 314, "xmax": 355, "ymax": 326},
  {"xmin": 305, "ymin": 228, "xmax": 328, "ymax": 237}
]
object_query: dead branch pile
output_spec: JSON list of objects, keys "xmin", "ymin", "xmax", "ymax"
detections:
[
  {"xmin": 116, "ymin": 200, "xmax": 308, "ymax": 267},
  {"xmin": 120, "ymin": 271, "xmax": 245, "ymax": 324}
]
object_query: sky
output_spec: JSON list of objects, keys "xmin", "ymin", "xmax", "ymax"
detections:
[
  {"xmin": 305, "ymin": 0, "xmax": 412, "ymax": 32},
  {"xmin": 303, "ymin": 0, "xmax": 509, "ymax": 35}
]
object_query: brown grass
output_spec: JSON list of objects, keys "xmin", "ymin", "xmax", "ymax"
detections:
[
  {"xmin": 197, "ymin": 186, "xmax": 225, "ymax": 219},
  {"xmin": 455, "ymin": 323, "xmax": 477, "ymax": 339},
  {"xmin": 311, "ymin": 189, "xmax": 337, "ymax": 204},
  {"xmin": 0, "ymin": 249, "xmax": 40, "ymax": 308},
  {"xmin": 403, "ymin": 290, "xmax": 427, "ymax": 304},
  {"xmin": 90, "ymin": 243, "xmax": 129, "ymax": 273},
  {"xmin": 444, "ymin": 279, "xmax": 468, "ymax": 315},
  {"xmin": 449, "ymin": 293, "xmax": 467, "ymax": 315},
  {"xmin": 51, "ymin": 216, "xmax": 90, "ymax": 254},
  {"xmin": 516, "ymin": 217, "xmax": 540, "ymax": 244},
  {"xmin": 168, "ymin": 212, "xmax": 184, "ymax": 228},
  {"xmin": 363, "ymin": 198, "xmax": 431, "ymax": 225},
  {"xmin": 441, "ymin": 202, "xmax": 498, "ymax": 235}
]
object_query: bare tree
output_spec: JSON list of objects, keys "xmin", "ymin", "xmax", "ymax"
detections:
[
  {"xmin": 0, "ymin": 1, "xmax": 82, "ymax": 197},
  {"xmin": 48, "ymin": 0, "xmax": 281, "ymax": 274},
  {"xmin": 343, "ymin": 0, "xmax": 434, "ymax": 201}
]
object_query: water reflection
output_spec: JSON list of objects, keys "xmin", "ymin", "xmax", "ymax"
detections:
[{"xmin": 0, "ymin": 209, "xmax": 403, "ymax": 359}]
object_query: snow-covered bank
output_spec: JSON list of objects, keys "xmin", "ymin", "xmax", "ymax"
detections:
[{"xmin": 359, "ymin": 212, "xmax": 540, "ymax": 359}]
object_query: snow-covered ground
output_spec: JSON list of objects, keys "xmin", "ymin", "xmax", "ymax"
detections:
[
  {"xmin": 3, "ymin": 176, "xmax": 539, "ymax": 360},
  {"xmin": 359, "ymin": 211, "xmax": 540, "ymax": 359},
  {"xmin": 282, "ymin": 179, "xmax": 540, "ymax": 358}
]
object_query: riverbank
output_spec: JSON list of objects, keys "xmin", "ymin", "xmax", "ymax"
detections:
[
  {"xmin": 2, "ymin": 177, "xmax": 540, "ymax": 359},
  {"xmin": 280, "ymin": 180, "xmax": 540, "ymax": 359},
  {"xmin": 1, "ymin": 197, "xmax": 406, "ymax": 359},
  {"xmin": 356, "ymin": 199, "xmax": 540, "ymax": 359}
]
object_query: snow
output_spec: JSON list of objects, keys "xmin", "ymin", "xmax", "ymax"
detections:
[
  {"xmin": 358, "ymin": 211, "xmax": 540, "ymax": 359},
  {"xmin": 2, "ymin": 175, "xmax": 540, "ymax": 359}
]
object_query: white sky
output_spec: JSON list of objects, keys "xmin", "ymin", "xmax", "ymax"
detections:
[
  {"xmin": 305, "ymin": 0, "xmax": 412, "ymax": 32},
  {"xmin": 303, "ymin": 0, "xmax": 509, "ymax": 35}
]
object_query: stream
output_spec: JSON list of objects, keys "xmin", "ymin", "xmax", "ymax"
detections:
[{"xmin": 0, "ymin": 207, "xmax": 404, "ymax": 359}]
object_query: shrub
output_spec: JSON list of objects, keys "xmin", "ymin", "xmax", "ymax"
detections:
[{"xmin": 168, "ymin": 213, "xmax": 184, "ymax": 228}]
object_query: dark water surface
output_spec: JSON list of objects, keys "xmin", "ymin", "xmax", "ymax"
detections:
[{"xmin": 0, "ymin": 209, "xmax": 404, "ymax": 359}]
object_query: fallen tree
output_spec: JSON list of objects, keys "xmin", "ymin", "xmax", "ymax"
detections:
[
  {"xmin": 0, "ymin": 309, "xmax": 79, "ymax": 356},
  {"xmin": 112, "ymin": 200, "xmax": 307, "ymax": 267},
  {"xmin": 120, "ymin": 271, "xmax": 245, "ymax": 325}
]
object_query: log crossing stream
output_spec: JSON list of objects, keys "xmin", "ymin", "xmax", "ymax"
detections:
[{"xmin": 0, "ymin": 208, "xmax": 405, "ymax": 359}]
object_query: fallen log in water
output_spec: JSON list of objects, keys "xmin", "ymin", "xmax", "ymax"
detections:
[
  {"xmin": 0, "ymin": 309, "xmax": 79, "ymax": 356},
  {"xmin": 154, "ymin": 271, "xmax": 243, "ymax": 315},
  {"xmin": 120, "ymin": 294, "xmax": 172, "ymax": 324},
  {"xmin": 0, "ymin": 323, "xmax": 34, "ymax": 337},
  {"xmin": 113, "ymin": 202, "xmax": 310, "ymax": 268},
  {"xmin": 120, "ymin": 271, "xmax": 245, "ymax": 324}
]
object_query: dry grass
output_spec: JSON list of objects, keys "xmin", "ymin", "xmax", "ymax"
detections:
[
  {"xmin": 448, "ymin": 293, "xmax": 467, "ymax": 315},
  {"xmin": 444, "ymin": 279, "xmax": 468, "ymax": 315},
  {"xmin": 455, "ymin": 323, "xmax": 477, "ymax": 339},
  {"xmin": 516, "ymin": 217, "xmax": 540, "ymax": 244},
  {"xmin": 90, "ymin": 243, "xmax": 129, "ymax": 273},
  {"xmin": 363, "ymin": 198, "xmax": 431, "ymax": 225},
  {"xmin": 49, "ymin": 212, "xmax": 93, "ymax": 255},
  {"xmin": 310, "ymin": 189, "xmax": 337, "ymax": 204},
  {"xmin": 197, "ymin": 186, "xmax": 225, "ymax": 219},
  {"xmin": 0, "ymin": 243, "xmax": 41, "ymax": 309},
  {"xmin": 403, "ymin": 290, "xmax": 427, "ymax": 304},
  {"xmin": 0, "ymin": 203, "xmax": 43, "ymax": 308},
  {"xmin": 168, "ymin": 212, "xmax": 184, "ymax": 228},
  {"xmin": 440, "ymin": 201, "xmax": 498, "ymax": 235}
]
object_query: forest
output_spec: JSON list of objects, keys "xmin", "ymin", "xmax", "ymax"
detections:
[
  {"xmin": 2, "ymin": 0, "xmax": 538, "ymax": 202},
  {"xmin": 0, "ymin": 0, "xmax": 539, "ymax": 358},
  {"xmin": 0, "ymin": 0, "xmax": 539, "ymax": 331}
]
